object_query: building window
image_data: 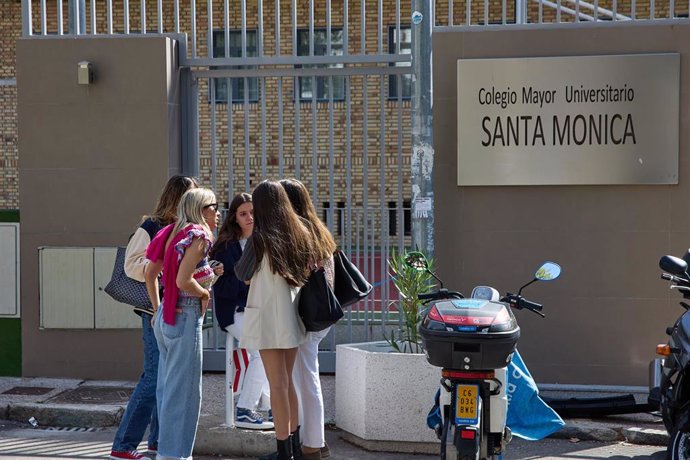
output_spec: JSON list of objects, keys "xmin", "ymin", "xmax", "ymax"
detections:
[
  {"xmin": 297, "ymin": 28, "xmax": 345, "ymax": 101},
  {"xmin": 388, "ymin": 26, "xmax": 412, "ymax": 100},
  {"xmin": 212, "ymin": 30, "xmax": 259, "ymax": 103},
  {"xmin": 388, "ymin": 201, "xmax": 411, "ymax": 236}
]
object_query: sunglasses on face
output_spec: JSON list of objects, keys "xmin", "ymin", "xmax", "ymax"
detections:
[{"xmin": 203, "ymin": 203, "xmax": 219, "ymax": 211}]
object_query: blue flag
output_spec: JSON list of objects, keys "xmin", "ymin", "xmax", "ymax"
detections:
[
  {"xmin": 426, "ymin": 349, "xmax": 564, "ymax": 441},
  {"xmin": 506, "ymin": 350, "xmax": 565, "ymax": 440}
]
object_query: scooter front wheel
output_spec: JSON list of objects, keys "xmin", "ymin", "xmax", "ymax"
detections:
[{"xmin": 669, "ymin": 409, "xmax": 690, "ymax": 460}]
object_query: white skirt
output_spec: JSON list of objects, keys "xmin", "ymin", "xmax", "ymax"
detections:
[{"xmin": 240, "ymin": 259, "xmax": 307, "ymax": 350}]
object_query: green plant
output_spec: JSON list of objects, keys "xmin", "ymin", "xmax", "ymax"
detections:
[{"xmin": 386, "ymin": 249, "xmax": 436, "ymax": 353}]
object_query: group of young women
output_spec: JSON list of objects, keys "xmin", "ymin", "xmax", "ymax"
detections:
[{"xmin": 109, "ymin": 175, "xmax": 334, "ymax": 460}]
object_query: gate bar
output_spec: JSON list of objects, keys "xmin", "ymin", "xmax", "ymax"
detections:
[
  {"xmin": 107, "ymin": 0, "xmax": 112, "ymax": 33},
  {"xmin": 227, "ymin": 79, "xmax": 234, "ymax": 200},
  {"xmin": 141, "ymin": 0, "xmax": 146, "ymax": 33},
  {"xmin": 57, "ymin": 0, "xmax": 63, "ymax": 35},
  {"xmin": 91, "ymin": 0, "xmax": 96, "ymax": 33},
  {"xmin": 41, "ymin": 0, "xmax": 46, "ymax": 34}
]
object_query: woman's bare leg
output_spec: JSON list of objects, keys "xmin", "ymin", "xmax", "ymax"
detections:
[
  {"xmin": 260, "ymin": 348, "xmax": 298, "ymax": 440},
  {"xmin": 284, "ymin": 347, "xmax": 299, "ymax": 431}
]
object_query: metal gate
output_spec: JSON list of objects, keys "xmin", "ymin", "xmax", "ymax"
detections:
[{"xmin": 187, "ymin": 2, "xmax": 416, "ymax": 371}]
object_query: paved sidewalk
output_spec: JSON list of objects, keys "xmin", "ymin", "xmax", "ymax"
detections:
[{"xmin": 0, "ymin": 374, "xmax": 669, "ymax": 458}]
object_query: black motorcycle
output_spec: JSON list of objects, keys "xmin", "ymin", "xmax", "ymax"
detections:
[{"xmin": 651, "ymin": 252, "xmax": 690, "ymax": 459}]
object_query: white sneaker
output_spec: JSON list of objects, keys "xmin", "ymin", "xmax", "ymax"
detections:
[{"xmin": 236, "ymin": 407, "xmax": 275, "ymax": 430}]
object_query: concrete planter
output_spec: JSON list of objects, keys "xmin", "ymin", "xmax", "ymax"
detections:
[{"xmin": 335, "ymin": 341, "xmax": 440, "ymax": 452}]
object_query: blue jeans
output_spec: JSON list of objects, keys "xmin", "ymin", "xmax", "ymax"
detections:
[
  {"xmin": 112, "ymin": 314, "xmax": 159, "ymax": 452},
  {"xmin": 153, "ymin": 298, "xmax": 204, "ymax": 460}
]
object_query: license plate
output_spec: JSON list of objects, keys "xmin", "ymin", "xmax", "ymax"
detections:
[{"xmin": 455, "ymin": 384, "xmax": 479, "ymax": 425}]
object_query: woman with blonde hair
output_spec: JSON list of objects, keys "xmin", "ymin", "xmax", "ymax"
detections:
[
  {"xmin": 235, "ymin": 180, "xmax": 314, "ymax": 460},
  {"xmin": 280, "ymin": 178, "xmax": 336, "ymax": 460},
  {"xmin": 110, "ymin": 175, "xmax": 198, "ymax": 460},
  {"xmin": 144, "ymin": 187, "xmax": 222, "ymax": 460}
]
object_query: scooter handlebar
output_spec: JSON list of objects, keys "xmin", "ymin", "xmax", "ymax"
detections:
[
  {"xmin": 418, "ymin": 290, "xmax": 465, "ymax": 301},
  {"xmin": 418, "ymin": 292, "xmax": 438, "ymax": 300},
  {"xmin": 521, "ymin": 298, "xmax": 543, "ymax": 311},
  {"xmin": 661, "ymin": 272, "xmax": 690, "ymax": 285},
  {"xmin": 502, "ymin": 294, "xmax": 546, "ymax": 317}
]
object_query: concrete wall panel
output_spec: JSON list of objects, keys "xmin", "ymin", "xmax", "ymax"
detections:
[
  {"xmin": 433, "ymin": 23, "xmax": 690, "ymax": 385},
  {"xmin": 17, "ymin": 36, "xmax": 180, "ymax": 379}
]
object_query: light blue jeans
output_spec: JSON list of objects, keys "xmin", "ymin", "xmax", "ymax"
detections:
[
  {"xmin": 112, "ymin": 314, "xmax": 159, "ymax": 452},
  {"xmin": 153, "ymin": 298, "xmax": 204, "ymax": 460}
]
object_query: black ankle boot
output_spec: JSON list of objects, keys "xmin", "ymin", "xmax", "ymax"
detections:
[
  {"xmin": 290, "ymin": 428, "xmax": 304, "ymax": 460},
  {"xmin": 277, "ymin": 437, "xmax": 293, "ymax": 460}
]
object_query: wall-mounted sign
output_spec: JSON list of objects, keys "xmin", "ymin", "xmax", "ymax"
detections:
[{"xmin": 457, "ymin": 54, "xmax": 679, "ymax": 186}]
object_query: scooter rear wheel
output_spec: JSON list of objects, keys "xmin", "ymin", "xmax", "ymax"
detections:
[{"xmin": 441, "ymin": 417, "xmax": 477, "ymax": 460}]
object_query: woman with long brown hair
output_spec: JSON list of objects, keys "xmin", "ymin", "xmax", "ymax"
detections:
[
  {"xmin": 280, "ymin": 178, "xmax": 336, "ymax": 460},
  {"xmin": 235, "ymin": 180, "xmax": 314, "ymax": 460},
  {"xmin": 210, "ymin": 192, "xmax": 273, "ymax": 430},
  {"xmin": 110, "ymin": 175, "xmax": 198, "ymax": 460}
]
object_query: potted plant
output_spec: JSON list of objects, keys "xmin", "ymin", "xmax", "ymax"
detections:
[
  {"xmin": 335, "ymin": 249, "xmax": 441, "ymax": 452},
  {"xmin": 385, "ymin": 249, "xmax": 436, "ymax": 353}
]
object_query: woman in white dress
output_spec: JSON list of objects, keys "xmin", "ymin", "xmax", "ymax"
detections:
[
  {"xmin": 235, "ymin": 180, "xmax": 314, "ymax": 460},
  {"xmin": 280, "ymin": 178, "xmax": 335, "ymax": 460}
]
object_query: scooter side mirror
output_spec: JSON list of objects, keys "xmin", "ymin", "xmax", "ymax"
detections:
[
  {"xmin": 535, "ymin": 262, "xmax": 561, "ymax": 281},
  {"xmin": 404, "ymin": 251, "xmax": 429, "ymax": 272},
  {"xmin": 660, "ymin": 255, "xmax": 689, "ymax": 277},
  {"xmin": 682, "ymin": 249, "xmax": 690, "ymax": 268}
]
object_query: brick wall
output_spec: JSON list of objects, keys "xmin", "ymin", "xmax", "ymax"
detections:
[{"xmin": 1, "ymin": 0, "xmax": 20, "ymax": 209}]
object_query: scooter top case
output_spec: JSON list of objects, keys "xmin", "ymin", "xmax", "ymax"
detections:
[{"xmin": 420, "ymin": 298, "xmax": 520, "ymax": 370}]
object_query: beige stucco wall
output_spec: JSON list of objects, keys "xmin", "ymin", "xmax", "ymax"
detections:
[
  {"xmin": 17, "ymin": 36, "xmax": 180, "ymax": 379},
  {"xmin": 433, "ymin": 22, "xmax": 690, "ymax": 386}
]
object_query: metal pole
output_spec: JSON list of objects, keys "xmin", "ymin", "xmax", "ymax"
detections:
[
  {"xmin": 181, "ymin": 69, "xmax": 200, "ymax": 177},
  {"xmin": 68, "ymin": 0, "xmax": 86, "ymax": 34},
  {"xmin": 517, "ymin": 0, "xmax": 527, "ymax": 23},
  {"xmin": 21, "ymin": 0, "xmax": 32, "ymax": 36},
  {"xmin": 411, "ymin": 1, "xmax": 434, "ymax": 260},
  {"xmin": 224, "ymin": 333, "xmax": 235, "ymax": 427}
]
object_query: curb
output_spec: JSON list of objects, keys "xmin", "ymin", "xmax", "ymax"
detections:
[
  {"xmin": 7, "ymin": 402, "xmax": 123, "ymax": 428},
  {"xmin": 335, "ymin": 419, "xmax": 670, "ymax": 455},
  {"xmin": 338, "ymin": 430, "xmax": 438, "ymax": 454},
  {"xmin": 623, "ymin": 427, "xmax": 669, "ymax": 446},
  {"xmin": 550, "ymin": 420, "xmax": 669, "ymax": 447},
  {"xmin": 193, "ymin": 423, "xmax": 275, "ymax": 457},
  {"xmin": 0, "ymin": 401, "xmax": 670, "ymax": 453}
]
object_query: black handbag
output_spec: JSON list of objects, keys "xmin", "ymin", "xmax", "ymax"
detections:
[
  {"xmin": 298, "ymin": 267, "xmax": 344, "ymax": 332},
  {"xmin": 104, "ymin": 246, "xmax": 152, "ymax": 309},
  {"xmin": 333, "ymin": 250, "xmax": 373, "ymax": 307}
]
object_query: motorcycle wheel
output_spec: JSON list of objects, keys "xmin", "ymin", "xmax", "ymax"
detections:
[{"xmin": 668, "ymin": 409, "xmax": 690, "ymax": 460}]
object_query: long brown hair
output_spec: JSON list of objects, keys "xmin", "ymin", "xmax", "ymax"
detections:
[
  {"xmin": 280, "ymin": 178, "xmax": 336, "ymax": 261},
  {"xmin": 251, "ymin": 180, "xmax": 313, "ymax": 287},
  {"xmin": 210, "ymin": 192, "xmax": 252, "ymax": 258},
  {"xmin": 147, "ymin": 175, "xmax": 199, "ymax": 225}
]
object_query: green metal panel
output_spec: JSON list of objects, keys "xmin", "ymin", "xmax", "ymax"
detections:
[
  {"xmin": 0, "ymin": 210, "xmax": 20, "ymax": 223},
  {"xmin": 0, "ymin": 318, "xmax": 21, "ymax": 376}
]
